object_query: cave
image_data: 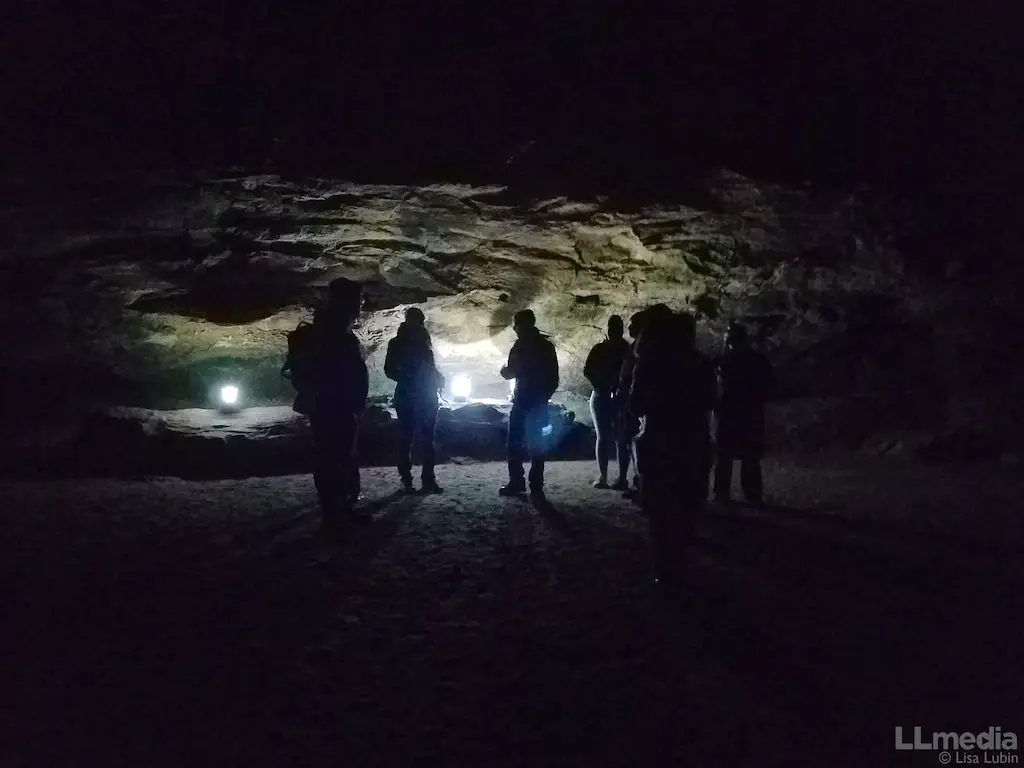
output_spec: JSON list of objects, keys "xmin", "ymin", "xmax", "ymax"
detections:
[
  {"xmin": 2, "ymin": 2, "xmax": 1022, "ymax": 765},
  {"xmin": 2, "ymin": 169, "xmax": 1020, "ymax": 477}
]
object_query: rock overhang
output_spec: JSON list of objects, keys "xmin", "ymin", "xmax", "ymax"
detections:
[{"xmin": 2, "ymin": 166, "xmax": 1020, "ymax": 455}]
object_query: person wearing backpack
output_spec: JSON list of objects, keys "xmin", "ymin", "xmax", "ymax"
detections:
[
  {"xmin": 384, "ymin": 307, "xmax": 445, "ymax": 494},
  {"xmin": 284, "ymin": 278, "xmax": 369, "ymax": 535},
  {"xmin": 583, "ymin": 314, "xmax": 631, "ymax": 490},
  {"xmin": 282, "ymin": 309, "xmax": 323, "ymax": 416},
  {"xmin": 498, "ymin": 309, "xmax": 559, "ymax": 500}
]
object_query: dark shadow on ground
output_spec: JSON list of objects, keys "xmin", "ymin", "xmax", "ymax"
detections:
[
  {"xmin": 672, "ymin": 553, "xmax": 1023, "ymax": 760},
  {"xmin": 695, "ymin": 502, "xmax": 1024, "ymax": 600},
  {"xmin": 531, "ymin": 494, "xmax": 578, "ymax": 538},
  {"xmin": 331, "ymin": 490, "xmax": 423, "ymax": 560},
  {"xmin": 713, "ymin": 500, "xmax": 1024, "ymax": 559},
  {"xmin": 2, "ymin": 485, "xmax": 1021, "ymax": 766},
  {"xmin": 518, "ymin": 493, "xmax": 1024, "ymax": 760},
  {"xmin": 0, "ymin": 483, "xmax": 432, "ymax": 767}
]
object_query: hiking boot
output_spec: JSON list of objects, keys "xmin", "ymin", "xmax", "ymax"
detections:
[
  {"xmin": 420, "ymin": 480, "xmax": 444, "ymax": 494},
  {"xmin": 400, "ymin": 477, "xmax": 415, "ymax": 494},
  {"xmin": 592, "ymin": 476, "xmax": 609, "ymax": 489},
  {"xmin": 611, "ymin": 478, "xmax": 629, "ymax": 492},
  {"xmin": 499, "ymin": 481, "xmax": 527, "ymax": 497}
]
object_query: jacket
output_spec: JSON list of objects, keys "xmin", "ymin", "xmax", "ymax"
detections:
[
  {"xmin": 584, "ymin": 337, "xmax": 631, "ymax": 396},
  {"xmin": 310, "ymin": 327, "xmax": 369, "ymax": 420},
  {"xmin": 629, "ymin": 328, "xmax": 716, "ymax": 475},
  {"xmin": 503, "ymin": 329, "xmax": 559, "ymax": 406},
  {"xmin": 384, "ymin": 325, "xmax": 444, "ymax": 406}
]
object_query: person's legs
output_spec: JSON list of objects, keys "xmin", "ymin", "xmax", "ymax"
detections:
[
  {"xmin": 339, "ymin": 445, "xmax": 361, "ymax": 516},
  {"xmin": 622, "ymin": 439, "xmax": 641, "ymax": 499},
  {"xmin": 525, "ymin": 404, "xmax": 548, "ymax": 494},
  {"xmin": 502, "ymin": 403, "xmax": 527, "ymax": 493},
  {"xmin": 642, "ymin": 471, "xmax": 684, "ymax": 591},
  {"xmin": 528, "ymin": 456, "xmax": 546, "ymax": 493},
  {"xmin": 312, "ymin": 417, "xmax": 354, "ymax": 531},
  {"xmin": 395, "ymin": 402, "xmax": 415, "ymax": 490},
  {"xmin": 680, "ymin": 453, "xmax": 705, "ymax": 545},
  {"xmin": 740, "ymin": 457, "xmax": 764, "ymax": 506},
  {"xmin": 713, "ymin": 450, "xmax": 734, "ymax": 501},
  {"xmin": 614, "ymin": 410, "xmax": 631, "ymax": 489},
  {"xmin": 350, "ymin": 461, "xmax": 361, "ymax": 499},
  {"xmin": 420, "ymin": 403, "xmax": 441, "ymax": 490},
  {"xmin": 627, "ymin": 414, "xmax": 643, "ymax": 494},
  {"xmin": 701, "ymin": 442, "xmax": 713, "ymax": 501},
  {"xmin": 626, "ymin": 444, "xmax": 634, "ymax": 493},
  {"xmin": 590, "ymin": 391, "xmax": 611, "ymax": 485},
  {"xmin": 342, "ymin": 419, "xmax": 361, "ymax": 504},
  {"xmin": 312, "ymin": 443, "xmax": 341, "ymax": 515}
]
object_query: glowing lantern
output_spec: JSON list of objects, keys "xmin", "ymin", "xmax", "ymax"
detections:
[
  {"xmin": 219, "ymin": 384, "xmax": 239, "ymax": 405},
  {"xmin": 451, "ymin": 374, "xmax": 472, "ymax": 400}
]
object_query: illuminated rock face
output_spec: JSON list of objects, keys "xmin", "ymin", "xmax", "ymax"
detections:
[{"xmin": 2, "ymin": 169, "xmax": 1020, "ymax": 452}]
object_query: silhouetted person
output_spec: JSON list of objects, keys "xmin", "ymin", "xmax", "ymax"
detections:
[
  {"xmin": 629, "ymin": 311, "xmax": 716, "ymax": 594},
  {"xmin": 499, "ymin": 309, "xmax": 559, "ymax": 499},
  {"xmin": 618, "ymin": 305, "xmax": 672, "ymax": 499},
  {"xmin": 584, "ymin": 315, "xmax": 631, "ymax": 489},
  {"xmin": 713, "ymin": 324, "xmax": 773, "ymax": 507},
  {"xmin": 308, "ymin": 278, "xmax": 369, "ymax": 535},
  {"xmin": 384, "ymin": 307, "xmax": 444, "ymax": 494}
]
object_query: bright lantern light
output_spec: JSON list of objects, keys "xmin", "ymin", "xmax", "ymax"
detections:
[
  {"xmin": 451, "ymin": 374, "xmax": 472, "ymax": 399},
  {"xmin": 219, "ymin": 384, "xmax": 239, "ymax": 405}
]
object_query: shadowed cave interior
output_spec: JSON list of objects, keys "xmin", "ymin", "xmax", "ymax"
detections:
[
  {"xmin": 2, "ymin": 3, "xmax": 1023, "ymax": 763},
  {"xmin": 2, "ymin": 169, "xmax": 1021, "ymax": 477}
]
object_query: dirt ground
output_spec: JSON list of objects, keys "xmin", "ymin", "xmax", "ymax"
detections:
[{"xmin": 1, "ymin": 456, "xmax": 1022, "ymax": 767}]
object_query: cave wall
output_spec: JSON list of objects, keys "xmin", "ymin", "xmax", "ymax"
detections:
[{"xmin": 1, "ymin": 168, "xmax": 1019, "ymax": 453}]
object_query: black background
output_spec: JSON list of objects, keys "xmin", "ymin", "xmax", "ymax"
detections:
[{"xmin": 2, "ymin": 0, "xmax": 1021, "ymax": 194}]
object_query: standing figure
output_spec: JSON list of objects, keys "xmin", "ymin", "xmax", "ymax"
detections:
[
  {"xmin": 384, "ymin": 307, "xmax": 444, "ymax": 494},
  {"xmin": 629, "ymin": 311, "xmax": 716, "ymax": 595},
  {"xmin": 303, "ymin": 278, "xmax": 370, "ymax": 535},
  {"xmin": 713, "ymin": 324, "xmax": 774, "ymax": 507},
  {"xmin": 584, "ymin": 315, "xmax": 631, "ymax": 489},
  {"xmin": 499, "ymin": 309, "xmax": 560, "ymax": 500},
  {"xmin": 619, "ymin": 305, "xmax": 673, "ymax": 499},
  {"xmin": 615, "ymin": 310, "xmax": 650, "ymax": 499}
]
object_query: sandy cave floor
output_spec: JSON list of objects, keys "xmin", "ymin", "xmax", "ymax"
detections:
[{"xmin": 1, "ymin": 457, "xmax": 1022, "ymax": 766}]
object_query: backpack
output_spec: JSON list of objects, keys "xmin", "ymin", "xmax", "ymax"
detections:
[
  {"xmin": 538, "ymin": 335, "xmax": 560, "ymax": 398},
  {"xmin": 584, "ymin": 338, "xmax": 627, "ymax": 394},
  {"xmin": 282, "ymin": 321, "xmax": 317, "ymax": 413}
]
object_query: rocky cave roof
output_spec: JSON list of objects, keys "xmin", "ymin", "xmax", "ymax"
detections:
[{"xmin": 1, "ymin": 167, "xmax": 1021, "ymax": 455}]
